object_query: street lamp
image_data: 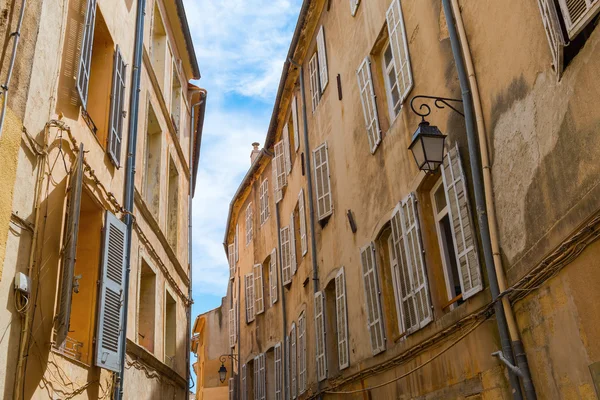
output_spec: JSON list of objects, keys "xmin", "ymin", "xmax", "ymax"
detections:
[
  {"xmin": 408, "ymin": 95, "xmax": 464, "ymax": 172},
  {"xmin": 218, "ymin": 354, "xmax": 238, "ymax": 383}
]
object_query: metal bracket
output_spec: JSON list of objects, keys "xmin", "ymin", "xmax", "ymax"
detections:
[
  {"xmin": 410, "ymin": 95, "xmax": 464, "ymax": 121},
  {"xmin": 492, "ymin": 351, "xmax": 524, "ymax": 378}
]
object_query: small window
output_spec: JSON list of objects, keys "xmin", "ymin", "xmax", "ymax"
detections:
[
  {"xmin": 313, "ymin": 142, "xmax": 333, "ymax": 221},
  {"xmin": 167, "ymin": 156, "xmax": 179, "ymax": 251},
  {"xmin": 138, "ymin": 259, "xmax": 156, "ymax": 353},
  {"xmin": 164, "ymin": 290, "xmax": 177, "ymax": 368},
  {"xmin": 259, "ymin": 179, "xmax": 270, "ymax": 225},
  {"xmin": 143, "ymin": 103, "xmax": 163, "ymax": 219},
  {"xmin": 245, "ymin": 202, "xmax": 253, "ymax": 245}
]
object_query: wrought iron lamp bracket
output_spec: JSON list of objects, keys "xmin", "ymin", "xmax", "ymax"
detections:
[
  {"xmin": 219, "ymin": 354, "xmax": 238, "ymax": 363},
  {"xmin": 410, "ymin": 95, "xmax": 464, "ymax": 121}
]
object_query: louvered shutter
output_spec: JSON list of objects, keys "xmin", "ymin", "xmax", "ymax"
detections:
[
  {"xmin": 298, "ymin": 189, "xmax": 307, "ymax": 256},
  {"xmin": 76, "ymin": 0, "xmax": 97, "ymax": 108},
  {"xmin": 95, "ymin": 211, "xmax": 127, "ymax": 372},
  {"xmin": 335, "ymin": 267, "xmax": 349, "ymax": 370},
  {"xmin": 245, "ymin": 203, "xmax": 253, "ymax": 245},
  {"xmin": 254, "ymin": 356, "xmax": 259, "ymax": 399},
  {"xmin": 56, "ymin": 144, "xmax": 84, "ymax": 347},
  {"xmin": 360, "ymin": 243, "xmax": 386, "ymax": 354},
  {"xmin": 228, "ymin": 243, "xmax": 235, "ymax": 280},
  {"xmin": 290, "ymin": 212, "xmax": 297, "ymax": 276},
  {"xmin": 245, "ymin": 273, "xmax": 255, "ymax": 322},
  {"xmin": 298, "ymin": 312, "xmax": 307, "ymax": 394},
  {"xmin": 313, "ymin": 142, "xmax": 333, "ymax": 220},
  {"xmin": 229, "ymin": 378, "xmax": 234, "ymax": 400},
  {"xmin": 537, "ymin": 0, "xmax": 565, "ymax": 74},
  {"xmin": 260, "ymin": 179, "xmax": 269, "ymax": 225},
  {"xmin": 442, "ymin": 145, "xmax": 483, "ymax": 300},
  {"xmin": 270, "ymin": 248, "xmax": 278, "ymax": 304},
  {"xmin": 387, "ymin": 234, "xmax": 405, "ymax": 334},
  {"xmin": 254, "ymin": 264, "xmax": 264, "ymax": 314},
  {"xmin": 350, "ymin": 0, "xmax": 360, "ymax": 16},
  {"xmin": 290, "ymin": 323, "xmax": 297, "ymax": 399},
  {"xmin": 280, "ymin": 226, "xmax": 292, "ymax": 284},
  {"xmin": 357, "ymin": 57, "xmax": 381, "ymax": 153},
  {"xmin": 557, "ymin": 0, "xmax": 600, "ymax": 39},
  {"xmin": 235, "ymin": 224, "xmax": 239, "ymax": 262},
  {"xmin": 316, "ymin": 26, "xmax": 329, "ymax": 92},
  {"xmin": 275, "ymin": 343, "xmax": 283, "ymax": 400},
  {"xmin": 108, "ymin": 46, "xmax": 126, "ymax": 167},
  {"xmin": 292, "ymin": 96, "xmax": 300, "ymax": 152},
  {"xmin": 309, "ymin": 53, "xmax": 320, "ymax": 112},
  {"xmin": 283, "ymin": 124, "xmax": 292, "ymax": 174},
  {"xmin": 257, "ymin": 353, "xmax": 266, "ymax": 400},
  {"xmin": 242, "ymin": 364, "xmax": 247, "ymax": 400},
  {"xmin": 390, "ymin": 203, "xmax": 415, "ymax": 333},
  {"xmin": 386, "ymin": 0, "xmax": 413, "ymax": 104},
  {"xmin": 314, "ymin": 291, "xmax": 327, "ymax": 381},
  {"xmin": 273, "ymin": 141, "xmax": 287, "ymax": 202},
  {"xmin": 229, "ymin": 307, "xmax": 236, "ymax": 348}
]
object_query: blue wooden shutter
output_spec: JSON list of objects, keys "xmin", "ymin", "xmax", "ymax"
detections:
[
  {"xmin": 95, "ymin": 211, "xmax": 127, "ymax": 372},
  {"xmin": 108, "ymin": 45, "xmax": 127, "ymax": 167},
  {"xmin": 77, "ymin": 0, "xmax": 98, "ymax": 108}
]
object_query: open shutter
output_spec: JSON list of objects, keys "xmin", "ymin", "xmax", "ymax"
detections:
[
  {"xmin": 350, "ymin": 0, "xmax": 361, "ymax": 16},
  {"xmin": 245, "ymin": 273, "xmax": 255, "ymax": 322},
  {"xmin": 387, "ymin": 234, "xmax": 405, "ymax": 334},
  {"xmin": 557, "ymin": 0, "xmax": 600, "ymax": 39},
  {"xmin": 245, "ymin": 203, "xmax": 253, "ymax": 245},
  {"xmin": 316, "ymin": 26, "xmax": 329, "ymax": 92},
  {"xmin": 228, "ymin": 243, "xmax": 235, "ymax": 280},
  {"xmin": 290, "ymin": 323, "xmax": 297, "ymax": 399},
  {"xmin": 335, "ymin": 267, "xmax": 349, "ymax": 370},
  {"xmin": 313, "ymin": 142, "xmax": 333, "ymax": 220},
  {"xmin": 254, "ymin": 356, "xmax": 259, "ymax": 399},
  {"xmin": 242, "ymin": 364, "xmax": 247, "ymax": 400},
  {"xmin": 537, "ymin": 0, "xmax": 565, "ymax": 74},
  {"xmin": 273, "ymin": 141, "xmax": 287, "ymax": 202},
  {"xmin": 228, "ymin": 307, "xmax": 236, "ymax": 348},
  {"xmin": 275, "ymin": 343, "xmax": 283, "ymax": 400},
  {"xmin": 298, "ymin": 189, "xmax": 307, "ymax": 256},
  {"xmin": 283, "ymin": 124, "xmax": 292, "ymax": 174},
  {"xmin": 298, "ymin": 313, "xmax": 307, "ymax": 394},
  {"xmin": 442, "ymin": 145, "xmax": 483, "ymax": 300},
  {"xmin": 386, "ymin": 0, "xmax": 413, "ymax": 103},
  {"xmin": 390, "ymin": 203, "xmax": 415, "ymax": 333},
  {"xmin": 270, "ymin": 248, "xmax": 278, "ymax": 305},
  {"xmin": 76, "ymin": 0, "xmax": 97, "ymax": 108},
  {"xmin": 258, "ymin": 353, "xmax": 266, "ymax": 400},
  {"xmin": 292, "ymin": 96, "xmax": 300, "ymax": 152},
  {"xmin": 95, "ymin": 211, "xmax": 127, "ymax": 372},
  {"xmin": 360, "ymin": 243, "xmax": 386, "ymax": 354},
  {"xmin": 309, "ymin": 53, "xmax": 320, "ymax": 112},
  {"xmin": 254, "ymin": 264, "xmax": 264, "ymax": 314},
  {"xmin": 108, "ymin": 46, "xmax": 126, "ymax": 167},
  {"xmin": 235, "ymin": 224, "xmax": 239, "ymax": 262},
  {"xmin": 314, "ymin": 291, "xmax": 327, "ymax": 381},
  {"xmin": 356, "ymin": 57, "xmax": 381, "ymax": 153},
  {"xmin": 280, "ymin": 226, "xmax": 292, "ymax": 284},
  {"xmin": 290, "ymin": 212, "xmax": 297, "ymax": 276},
  {"xmin": 229, "ymin": 378, "xmax": 235, "ymax": 400},
  {"xmin": 56, "ymin": 143, "xmax": 84, "ymax": 347}
]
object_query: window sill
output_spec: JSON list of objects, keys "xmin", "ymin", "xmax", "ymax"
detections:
[{"xmin": 51, "ymin": 346, "xmax": 91, "ymax": 369}]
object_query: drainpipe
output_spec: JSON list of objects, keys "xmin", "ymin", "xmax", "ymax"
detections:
[
  {"xmin": 115, "ymin": 0, "xmax": 146, "ymax": 397},
  {"xmin": 289, "ymin": 57, "xmax": 321, "ymax": 397},
  {"xmin": 0, "ymin": 0, "xmax": 27, "ymax": 138},
  {"xmin": 448, "ymin": 1, "xmax": 537, "ymax": 398},
  {"xmin": 440, "ymin": 1, "xmax": 523, "ymax": 399}
]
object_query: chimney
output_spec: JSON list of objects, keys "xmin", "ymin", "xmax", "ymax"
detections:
[{"xmin": 250, "ymin": 142, "xmax": 261, "ymax": 164}]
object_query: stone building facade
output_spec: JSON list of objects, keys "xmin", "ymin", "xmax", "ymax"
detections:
[
  {"xmin": 195, "ymin": 0, "xmax": 600, "ymax": 399},
  {"xmin": 0, "ymin": 0, "xmax": 205, "ymax": 398}
]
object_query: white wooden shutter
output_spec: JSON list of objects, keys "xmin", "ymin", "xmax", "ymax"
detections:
[
  {"xmin": 350, "ymin": 0, "xmax": 360, "ymax": 16},
  {"xmin": 298, "ymin": 312, "xmax": 307, "ymax": 394},
  {"xmin": 386, "ymin": 0, "xmax": 413, "ymax": 104},
  {"xmin": 245, "ymin": 203, "xmax": 253, "ymax": 245},
  {"xmin": 270, "ymin": 248, "xmax": 278, "ymax": 305},
  {"xmin": 254, "ymin": 356, "xmax": 259, "ymax": 399},
  {"xmin": 256, "ymin": 353, "xmax": 266, "ymax": 400},
  {"xmin": 235, "ymin": 224, "xmax": 239, "ymax": 262},
  {"xmin": 298, "ymin": 189, "xmax": 307, "ymax": 256},
  {"xmin": 283, "ymin": 124, "xmax": 292, "ymax": 174},
  {"xmin": 316, "ymin": 26, "xmax": 329, "ymax": 92},
  {"xmin": 273, "ymin": 141, "xmax": 287, "ymax": 202},
  {"xmin": 335, "ymin": 267, "xmax": 349, "ymax": 370},
  {"xmin": 387, "ymin": 234, "xmax": 405, "ymax": 334},
  {"xmin": 254, "ymin": 264, "xmax": 264, "ymax": 314},
  {"xmin": 390, "ymin": 203, "xmax": 414, "ymax": 334},
  {"xmin": 56, "ymin": 144, "xmax": 84, "ymax": 347},
  {"xmin": 442, "ymin": 145, "xmax": 483, "ymax": 300},
  {"xmin": 76, "ymin": 0, "xmax": 97, "ymax": 108},
  {"xmin": 360, "ymin": 243, "xmax": 386, "ymax": 354},
  {"xmin": 229, "ymin": 377, "xmax": 234, "ymax": 400},
  {"xmin": 280, "ymin": 226, "xmax": 292, "ymax": 284},
  {"xmin": 290, "ymin": 212, "xmax": 297, "ymax": 276},
  {"xmin": 228, "ymin": 307, "xmax": 236, "ymax": 348},
  {"xmin": 275, "ymin": 343, "xmax": 283, "ymax": 400},
  {"xmin": 228, "ymin": 243, "xmax": 235, "ymax": 280},
  {"xmin": 108, "ymin": 46, "xmax": 126, "ymax": 167},
  {"xmin": 260, "ymin": 179, "xmax": 269, "ymax": 225},
  {"xmin": 314, "ymin": 291, "xmax": 327, "ymax": 381},
  {"xmin": 309, "ymin": 53, "xmax": 320, "ymax": 112},
  {"xmin": 356, "ymin": 57, "xmax": 381, "ymax": 153},
  {"xmin": 242, "ymin": 364, "xmax": 247, "ymax": 400},
  {"xmin": 313, "ymin": 142, "xmax": 333, "ymax": 220},
  {"xmin": 537, "ymin": 0, "xmax": 565, "ymax": 74},
  {"xmin": 290, "ymin": 323, "xmax": 297, "ymax": 399},
  {"xmin": 557, "ymin": 0, "xmax": 600, "ymax": 39},
  {"xmin": 292, "ymin": 96, "xmax": 300, "ymax": 152},
  {"xmin": 245, "ymin": 272, "xmax": 255, "ymax": 322},
  {"xmin": 95, "ymin": 211, "xmax": 127, "ymax": 372}
]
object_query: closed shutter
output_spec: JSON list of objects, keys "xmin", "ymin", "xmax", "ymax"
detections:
[
  {"xmin": 356, "ymin": 57, "xmax": 381, "ymax": 153},
  {"xmin": 280, "ymin": 226, "xmax": 292, "ymax": 284},
  {"xmin": 283, "ymin": 124, "xmax": 292, "ymax": 174},
  {"xmin": 273, "ymin": 141, "xmax": 287, "ymax": 202},
  {"xmin": 56, "ymin": 144, "xmax": 84, "ymax": 347},
  {"xmin": 242, "ymin": 364, "xmax": 247, "ymax": 400},
  {"xmin": 537, "ymin": 0, "xmax": 565, "ymax": 74},
  {"xmin": 335, "ymin": 267, "xmax": 349, "ymax": 370},
  {"xmin": 290, "ymin": 323, "xmax": 297, "ymax": 399},
  {"xmin": 557, "ymin": 0, "xmax": 600, "ymax": 39},
  {"xmin": 228, "ymin": 307, "xmax": 236, "ymax": 348},
  {"xmin": 441, "ymin": 145, "xmax": 483, "ymax": 300},
  {"xmin": 314, "ymin": 291, "xmax": 327, "ymax": 381},
  {"xmin": 245, "ymin": 273, "xmax": 255, "ymax": 322},
  {"xmin": 298, "ymin": 189, "xmax": 307, "ymax": 256},
  {"xmin": 275, "ymin": 343, "xmax": 283, "ymax": 400},
  {"xmin": 313, "ymin": 142, "xmax": 333, "ymax": 220},
  {"xmin": 360, "ymin": 243, "xmax": 386, "ymax": 354},
  {"xmin": 309, "ymin": 53, "xmax": 320, "ymax": 112},
  {"xmin": 108, "ymin": 45, "xmax": 126, "ymax": 167},
  {"xmin": 298, "ymin": 312, "xmax": 307, "ymax": 394},
  {"xmin": 254, "ymin": 264, "xmax": 264, "ymax": 314},
  {"xmin": 245, "ymin": 203, "xmax": 253, "ymax": 245},
  {"xmin": 229, "ymin": 378, "xmax": 234, "ymax": 400},
  {"xmin": 290, "ymin": 212, "xmax": 297, "ymax": 276},
  {"xmin": 228, "ymin": 243, "xmax": 235, "ymax": 280},
  {"xmin": 95, "ymin": 211, "xmax": 127, "ymax": 372},
  {"xmin": 316, "ymin": 26, "xmax": 329, "ymax": 92},
  {"xmin": 292, "ymin": 96, "xmax": 300, "ymax": 152},
  {"xmin": 270, "ymin": 248, "xmax": 278, "ymax": 304},
  {"xmin": 76, "ymin": 0, "xmax": 97, "ymax": 108},
  {"xmin": 386, "ymin": 0, "xmax": 413, "ymax": 104},
  {"xmin": 350, "ymin": 0, "xmax": 360, "ymax": 16},
  {"xmin": 235, "ymin": 224, "xmax": 239, "ymax": 262}
]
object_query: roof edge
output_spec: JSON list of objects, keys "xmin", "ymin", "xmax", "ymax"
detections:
[{"xmin": 176, "ymin": 0, "xmax": 201, "ymax": 79}]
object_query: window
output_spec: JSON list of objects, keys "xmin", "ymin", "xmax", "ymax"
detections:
[
  {"xmin": 245, "ymin": 272, "xmax": 255, "ymax": 323},
  {"xmin": 350, "ymin": 0, "xmax": 361, "ymax": 16},
  {"xmin": 273, "ymin": 142, "xmax": 287, "ymax": 202},
  {"xmin": 138, "ymin": 259, "xmax": 156, "ymax": 353},
  {"xmin": 309, "ymin": 53, "xmax": 320, "ymax": 112},
  {"xmin": 280, "ymin": 226, "xmax": 292, "ymax": 285},
  {"xmin": 164, "ymin": 290, "xmax": 177, "ymax": 368},
  {"xmin": 269, "ymin": 248, "xmax": 278, "ymax": 306},
  {"xmin": 323, "ymin": 268, "xmax": 349, "ymax": 377},
  {"xmin": 151, "ymin": 2, "xmax": 168, "ymax": 91},
  {"xmin": 316, "ymin": 26, "xmax": 329, "ymax": 92},
  {"xmin": 292, "ymin": 96, "xmax": 300, "ymax": 152},
  {"xmin": 167, "ymin": 156, "xmax": 179, "ymax": 251},
  {"xmin": 254, "ymin": 264, "xmax": 265, "ymax": 315},
  {"xmin": 246, "ymin": 202, "xmax": 253, "ymax": 245},
  {"xmin": 360, "ymin": 243, "xmax": 386, "ymax": 354},
  {"xmin": 357, "ymin": 56, "xmax": 382, "ymax": 153},
  {"xmin": 171, "ymin": 63, "xmax": 182, "ymax": 134},
  {"xmin": 108, "ymin": 46, "xmax": 127, "ymax": 166},
  {"xmin": 228, "ymin": 243, "xmax": 235, "ymax": 280},
  {"xmin": 314, "ymin": 291, "xmax": 327, "ymax": 381},
  {"xmin": 274, "ymin": 343, "xmax": 283, "ymax": 400},
  {"xmin": 383, "ymin": 0, "xmax": 413, "ymax": 120},
  {"xmin": 254, "ymin": 353, "xmax": 266, "ymax": 400},
  {"xmin": 298, "ymin": 312, "xmax": 307, "ymax": 394},
  {"xmin": 290, "ymin": 323, "xmax": 297, "ymax": 399},
  {"xmin": 260, "ymin": 179, "xmax": 270, "ymax": 225},
  {"xmin": 298, "ymin": 189, "xmax": 308, "ymax": 256},
  {"xmin": 228, "ymin": 306, "xmax": 236, "ymax": 348},
  {"xmin": 313, "ymin": 142, "xmax": 333, "ymax": 221},
  {"xmin": 144, "ymin": 103, "xmax": 162, "ymax": 218}
]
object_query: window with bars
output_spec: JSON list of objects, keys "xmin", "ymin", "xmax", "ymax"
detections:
[
  {"xmin": 298, "ymin": 312, "xmax": 307, "ymax": 393},
  {"xmin": 360, "ymin": 243, "xmax": 386, "ymax": 354},
  {"xmin": 357, "ymin": 56, "xmax": 382, "ymax": 154},
  {"xmin": 313, "ymin": 142, "xmax": 333, "ymax": 221},
  {"xmin": 260, "ymin": 179, "xmax": 270, "ymax": 225},
  {"xmin": 245, "ymin": 273, "xmax": 255, "ymax": 323},
  {"xmin": 245, "ymin": 202, "xmax": 253, "ymax": 245}
]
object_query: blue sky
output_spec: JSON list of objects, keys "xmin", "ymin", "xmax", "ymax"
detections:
[{"xmin": 182, "ymin": 0, "xmax": 302, "ymax": 325}]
